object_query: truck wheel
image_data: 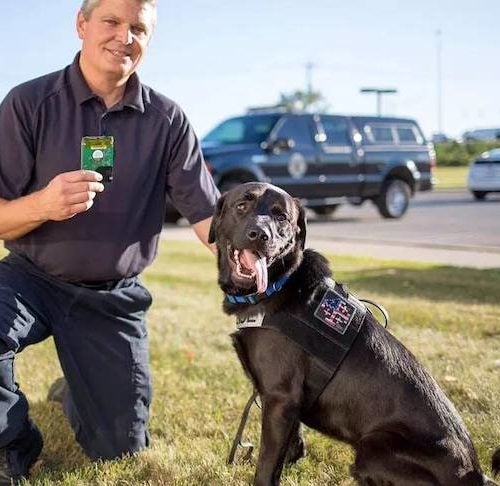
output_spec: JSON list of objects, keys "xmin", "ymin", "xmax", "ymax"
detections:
[
  {"xmin": 165, "ymin": 199, "xmax": 181, "ymax": 224},
  {"xmin": 312, "ymin": 205, "xmax": 340, "ymax": 217},
  {"xmin": 164, "ymin": 211, "xmax": 181, "ymax": 224},
  {"xmin": 376, "ymin": 179, "xmax": 411, "ymax": 218},
  {"xmin": 472, "ymin": 191, "xmax": 487, "ymax": 200},
  {"xmin": 219, "ymin": 178, "xmax": 251, "ymax": 194}
]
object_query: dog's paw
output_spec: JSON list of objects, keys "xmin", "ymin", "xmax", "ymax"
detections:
[{"xmin": 285, "ymin": 435, "xmax": 306, "ymax": 465}]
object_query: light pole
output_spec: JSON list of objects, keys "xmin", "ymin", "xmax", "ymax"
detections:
[
  {"xmin": 436, "ymin": 29, "xmax": 443, "ymax": 134},
  {"xmin": 360, "ymin": 88, "xmax": 398, "ymax": 116}
]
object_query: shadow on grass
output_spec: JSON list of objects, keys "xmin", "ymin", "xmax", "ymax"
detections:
[
  {"xmin": 28, "ymin": 401, "xmax": 89, "ymax": 484},
  {"xmin": 337, "ymin": 265, "xmax": 500, "ymax": 306}
]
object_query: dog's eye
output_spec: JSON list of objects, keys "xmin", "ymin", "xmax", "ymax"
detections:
[
  {"xmin": 276, "ymin": 213, "xmax": 287, "ymax": 222},
  {"xmin": 236, "ymin": 202, "xmax": 246, "ymax": 212}
]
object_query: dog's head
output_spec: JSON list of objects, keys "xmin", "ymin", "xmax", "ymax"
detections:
[{"xmin": 208, "ymin": 182, "xmax": 306, "ymax": 296}]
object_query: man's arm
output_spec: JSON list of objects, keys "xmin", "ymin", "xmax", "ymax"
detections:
[
  {"xmin": 0, "ymin": 170, "xmax": 104, "ymax": 241},
  {"xmin": 192, "ymin": 216, "xmax": 217, "ymax": 255}
]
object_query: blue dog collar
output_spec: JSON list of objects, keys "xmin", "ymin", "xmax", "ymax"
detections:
[{"xmin": 225, "ymin": 274, "xmax": 290, "ymax": 305}]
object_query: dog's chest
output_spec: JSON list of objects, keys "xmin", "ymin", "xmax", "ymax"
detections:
[{"xmin": 234, "ymin": 280, "xmax": 368, "ymax": 408}]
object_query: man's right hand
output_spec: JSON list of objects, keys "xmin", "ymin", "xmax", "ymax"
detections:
[
  {"xmin": 37, "ymin": 170, "xmax": 105, "ymax": 221},
  {"xmin": 0, "ymin": 170, "xmax": 105, "ymax": 241}
]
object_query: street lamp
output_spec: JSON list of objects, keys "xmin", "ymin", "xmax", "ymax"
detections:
[
  {"xmin": 360, "ymin": 88, "xmax": 398, "ymax": 116},
  {"xmin": 436, "ymin": 29, "xmax": 443, "ymax": 134}
]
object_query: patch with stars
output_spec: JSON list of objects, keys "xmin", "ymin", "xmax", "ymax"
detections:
[{"xmin": 314, "ymin": 289, "xmax": 357, "ymax": 335}]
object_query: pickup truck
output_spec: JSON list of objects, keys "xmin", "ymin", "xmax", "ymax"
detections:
[{"xmin": 166, "ymin": 111, "xmax": 435, "ymax": 221}]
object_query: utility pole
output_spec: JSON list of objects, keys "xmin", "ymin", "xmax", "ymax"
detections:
[
  {"xmin": 360, "ymin": 88, "xmax": 398, "ymax": 116},
  {"xmin": 305, "ymin": 62, "xmax": 314, "ymax": 95},
  {"xmin": 436, "ymin": 29, "xmax": 443, "ymax": 134}
]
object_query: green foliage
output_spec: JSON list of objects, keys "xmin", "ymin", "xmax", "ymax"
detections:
[
  {"xmin": 4, "ymin": 243, "xmax": 499, "ymax": 485},
  {"xmin": 435, "ymin": 140, "xmax": 500, "ymax": 167},
  {"xmin": 277, "ymin": 89, "xmax": 329, "ymax": 112}
]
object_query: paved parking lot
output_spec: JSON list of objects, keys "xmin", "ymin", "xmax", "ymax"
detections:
[{"xmin": 305, "ymin": 189, "xmax": 500, "ymax": 268}]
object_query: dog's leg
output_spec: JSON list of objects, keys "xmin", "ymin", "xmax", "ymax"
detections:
[
  {"xmin": 352, "ymin": 432, "xmax": 440, "ymax": 486},
  {"xmin": 284, "ymin": 422, "xmax": 306, "ymax": 465},
  {"xmin": 351, "ymin": 431, "xmax": 487, "ymax": 486},
  {"xmin": 254, "ymin": 393, "xmax": 301, "ymax": 486}
]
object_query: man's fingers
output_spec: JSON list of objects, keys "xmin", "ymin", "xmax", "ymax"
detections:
[
  {"xmin": 61, "ymin": 170, "xmax": 104, "ymax": 183},
  {"xmin": 67, "ymin": 191, "xmax": 98, "ymax": 205},
  {"xmin": 80, "ymin": 181, "xmax": 104, "ymax": 193},
  {"xmin": 66, "ymin": 199, "xmax": 95, "ymax": 217},
  {"xmin": 62, "ymin": 181, "xmax": 104, "ymax": 194}
]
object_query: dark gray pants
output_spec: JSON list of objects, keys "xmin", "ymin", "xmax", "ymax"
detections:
[{"xmin": 0, "ymin": 253, "xmax": 152, "ymax": 463}]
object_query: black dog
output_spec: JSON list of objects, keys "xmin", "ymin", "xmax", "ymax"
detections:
[{"xmin": 208, "ymin": 182, "xmax": 499, "ymax": 486}]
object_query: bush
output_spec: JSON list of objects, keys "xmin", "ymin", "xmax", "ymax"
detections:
[{"xmin": 435, "ymin": 141, "xmax": 500, "ymax": 167}]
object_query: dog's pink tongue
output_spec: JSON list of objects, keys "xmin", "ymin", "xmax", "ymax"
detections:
[{"xmin": 241, "ymin": 250, "xmax": 268, "ymax": 293}]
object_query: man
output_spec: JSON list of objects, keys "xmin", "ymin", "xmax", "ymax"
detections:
[{"xmin": 0, "ymin": 0, "xmax": 219, "ymax": 482}]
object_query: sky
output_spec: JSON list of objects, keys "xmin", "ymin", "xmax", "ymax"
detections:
[{"xmin": 1, "ymin": 0, "xmax": 499, "ymax": 140}]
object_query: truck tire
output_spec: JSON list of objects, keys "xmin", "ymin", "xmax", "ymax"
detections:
[
  {"xmin": 312, "ymin": 204, "xmax": 340, "ymax": 217},
  {"xmin": 376, "ymin": 179, "xmax": 411, "ymax": 219},
  {"xmin": 164, "ymin": 210, "xmax": 181, "ymax": 224},
  {"xmin": 472, "ymin": 191, "xmax": 487, "ymax": 200},
  {"xmin": 219, "ymin": 177, "xmax": 253, "ymax": 194}
]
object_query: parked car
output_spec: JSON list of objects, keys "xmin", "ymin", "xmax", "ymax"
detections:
[
  {"xmin": 165, "ymin": 111, "xmax": 435, "ymax": 222},
  {"xmin": 432, "ymin": 132, "xmax": 453, "ymax": 144},
  {"xmin": 467, "ymin": 148, "xmax": 500, "ymax": 200},
  {"xmin": 462, "ymin": 128, "xmax": 500, "ymax": 143}
]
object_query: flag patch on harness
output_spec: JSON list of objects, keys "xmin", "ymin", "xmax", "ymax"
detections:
[{"xmin": 314, "ymin": 289, "xmax": 357, "ymax": 335}]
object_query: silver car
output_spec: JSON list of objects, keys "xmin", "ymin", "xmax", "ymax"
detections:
[{"xmin": 467, "ymin": 148, "xmax": 500, "ymax": 199}]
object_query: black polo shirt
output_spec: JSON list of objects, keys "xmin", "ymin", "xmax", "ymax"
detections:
[{"xmin": 0, "ymin": 53, "xmax": 219, "ymax": 281}]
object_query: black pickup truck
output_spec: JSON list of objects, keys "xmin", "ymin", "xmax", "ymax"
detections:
[{"xmin": 167, "ymin": 111, "xmax": 435, "ymax": 221}]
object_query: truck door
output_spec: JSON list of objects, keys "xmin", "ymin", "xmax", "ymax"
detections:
[
  {"xmin": 263, "ymin": 115, "xmax": 319, "ymax": 198},
  {"xmin": 316, "ymin": 115, "xmax": 361, "ymax": 197}
]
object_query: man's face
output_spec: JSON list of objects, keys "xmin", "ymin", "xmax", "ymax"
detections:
[{"xmin": 77, "ymin": 0, "xmax": 155, "ymax": 81}]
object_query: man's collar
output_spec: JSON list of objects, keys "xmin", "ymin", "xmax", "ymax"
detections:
[
  {"xmin": 68, "ymin": 53, "xmax": 95, "ymax": 104},
  {"xmin": 68, "ymin": 52, "xmax": 145, "ymax": 113}
]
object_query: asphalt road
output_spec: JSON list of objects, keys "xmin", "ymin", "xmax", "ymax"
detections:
[
  {"xmin": 304, "ymin": 189, "xmax": 500, "ymax": 268},
  {"xmin": 162, "ymin": 189, "xmax": 500, "ymax": 269}
]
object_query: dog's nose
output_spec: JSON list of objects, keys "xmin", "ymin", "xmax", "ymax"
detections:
[{"xmin": 247, "ymin": 227, "xmax": 270, "ymax": 242}]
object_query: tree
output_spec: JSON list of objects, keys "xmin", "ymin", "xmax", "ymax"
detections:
[{"xmin": 277, "ymin": 89, "xmax": 329, "ymax": 112}]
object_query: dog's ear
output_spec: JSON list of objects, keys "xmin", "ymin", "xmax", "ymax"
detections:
[
  {"xmin": 208, "ymin": 193, "xmax": 227, "ymax": 244},
  {"xmin": 294, "ymin": 198, "xmax": 307, "ymax": 249}
]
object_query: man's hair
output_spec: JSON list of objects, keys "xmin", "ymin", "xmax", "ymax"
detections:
[{"xmin": 80, "ymin": 0, "xmax": 157, "ymax": 20}]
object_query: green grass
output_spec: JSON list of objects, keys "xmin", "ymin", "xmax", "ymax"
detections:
[
  {"xmin": 434, "ymin": 166, "xmax": 469, "ymax": 189},
  {"xmin": 6, "ymin": 242, "xmax": 499, "ymax": 485}
]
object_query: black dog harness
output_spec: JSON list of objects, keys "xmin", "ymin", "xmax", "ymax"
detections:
[
  {"xmin": 228, "ymin": 278, "xmax": 370, "ymax": 464},
  {"xmin": 235, "ymin": 278, "xmax": 367, "ymax": 410}
]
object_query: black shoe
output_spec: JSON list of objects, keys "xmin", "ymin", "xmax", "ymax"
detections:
[
  {"xmin": 0, "ymin": 421, "xmax": 43, "ymax": 486},
  {"xmin": 47, "ymin": 377, "xmax": 68, "ymax": 404}
]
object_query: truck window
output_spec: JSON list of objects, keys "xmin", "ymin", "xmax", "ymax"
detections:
[
  {"xmin": 364, "ymin": 124, "xmax": 395, "ymax": 144},
  {"xmin": 203, "ymin": 114, "xmax": 280, "ymax": 145},
  {"xmin": 321, "ymin": 117, "xmax": 351, "ymax": 145},
  {"xmin": 396, "ymin": 125, "xmax": 422, "ymax": 144},
  {"xmin": 274, "ymin": 117, "xmax": 314, "ymax": 147}
]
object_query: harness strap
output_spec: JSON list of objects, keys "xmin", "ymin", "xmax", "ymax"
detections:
[{"xmin": 227, "ymin": 389, "xmax": 259, "ymax": 464}]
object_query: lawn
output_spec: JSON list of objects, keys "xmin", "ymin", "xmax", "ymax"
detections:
[
  {"xmin": 9, "ymin": 241, "xmax": 500, "ymax": 485},
  {"xmin": 434, "ymin": 166, "xmax": 469, "ymax": 190}
]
